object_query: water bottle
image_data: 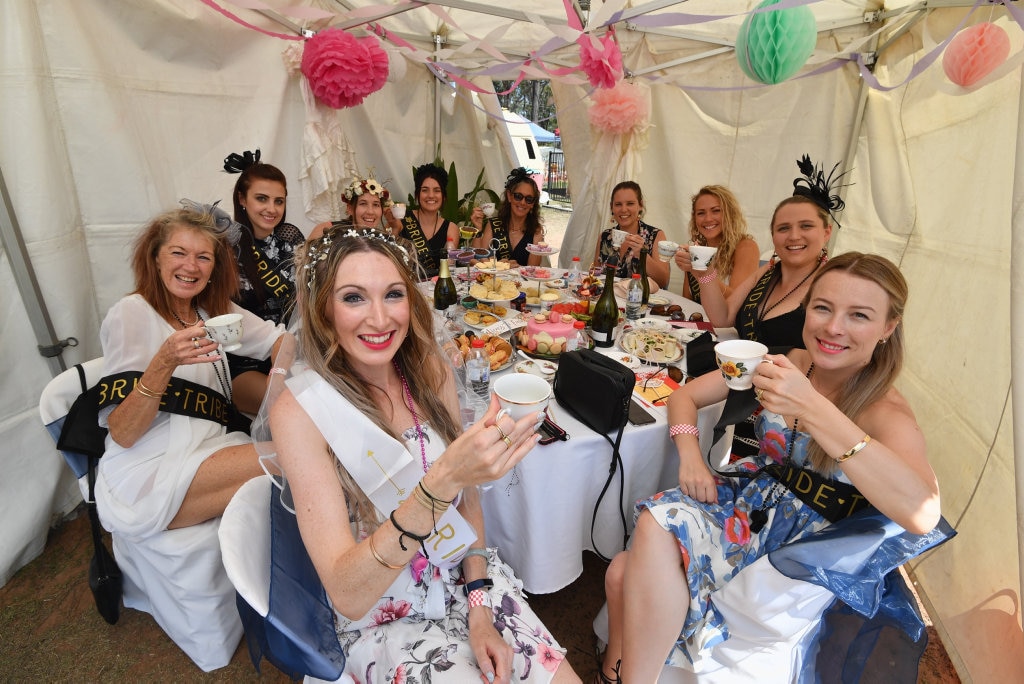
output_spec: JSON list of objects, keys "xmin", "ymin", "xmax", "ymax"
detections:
[
  {"xmin": 626, "ymin": 273, "xmax": 643, "ymax": 321},
  {"xmin": 566, "ymin": 319, "xmax": 591, "ymax": 352},
  {"xmin": 466, "ymin": 338, "xmax": 491, "ymax": 420},
  {"xmin": 566, "ymin": 256, "xmax": 582, "ymax": 289}
]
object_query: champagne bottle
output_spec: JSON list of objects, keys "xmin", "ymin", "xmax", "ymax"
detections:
[
  {"xmin": 638, "ymin": 247, "xmax": 651, "ymax": 306},
  {"xmin": 590, "ymin": 265, "xmax": 619, "ymax": 348},
  {"xmin": 433, "ymin": 254, "xmax": 458, "ymax": 311}
]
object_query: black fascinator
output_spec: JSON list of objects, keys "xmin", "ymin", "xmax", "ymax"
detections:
[
  {"xmin": 505, "ymin": 167, "xmax": 531, "ymax": 189},
  {"xmin": 792, "ymin": 154, "xmax": 851, "ymax": 225},
  {"xmin": 223, "ymin": 149, "xmax": 261, "ymax": 174}
]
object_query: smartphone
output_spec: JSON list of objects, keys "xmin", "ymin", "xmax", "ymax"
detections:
[{"xmin": 627, "ymin": 398, "xmax": 657, "ymax": 426}]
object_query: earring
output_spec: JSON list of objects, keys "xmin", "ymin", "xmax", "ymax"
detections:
[
  {"xmin": 878, "ymin": 338, "xmax": 888, "ymax": 345},
  {"xmin": 819, "ymin": 247, "xmax": 829, "ymax": 264},
  {"xmin": 769, "ymin": 252, "xmax": 779, "ymax": 268}
]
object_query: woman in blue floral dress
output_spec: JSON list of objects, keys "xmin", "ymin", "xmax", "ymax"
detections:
[
  {"xmin": 599, "ymin": 252, "xmax": 950, "ymax": 682},
  {"xmin": 270, "ymin": 227, "xmax": 578, "ymax": 683}
]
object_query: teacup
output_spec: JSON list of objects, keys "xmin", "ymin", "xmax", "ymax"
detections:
[
  {"xmin": 391, "ymin": 203, "xmax": 406, "ymax": 220},
  {"xmin": 657, "ymin": 240, "xmax": 680, "ymax": 262},
  {"xmin": 689, "ymin": 245, "xmax": 718, "ymax": 271},
  {"xmin": 493, "ymin": 373, "xmax": 551, "ymax": 421},
  {"xmin": 205, "ymin": 313, "xmax": 244, "ymax": 352},
  {"xmin": 480, "ymin": 202, "xmax": 496, "ymax": 218},
  {"xmin": 610, "ymin": 228, "xmax": 628, "ymax": 249},
  {"xmin": 714, "ymin": 340, "xmax": 768, "ymax": 390}
]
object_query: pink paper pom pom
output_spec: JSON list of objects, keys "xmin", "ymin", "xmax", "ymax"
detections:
[
  {"xmin": 943, "ymin": 22, "xmax": 1011, "ymax": 87},
  {"xmin": 578, "ymin": 31, "xmax": 624, "ymax": 90},
  {"xmin": 301, "ymin": 28, "xmax": 390, "ymax": 109},
  {"xmin": 588, "ymin": 81, "xmax": 649, "ymax": 135}
]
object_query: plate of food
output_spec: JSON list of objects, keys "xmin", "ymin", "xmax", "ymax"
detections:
[
  {"xmin": 628, "ymin": 318, "xmax": 672, "ymax": 333},
  {"xmin": 473, "ymin": 259, "xmax": 513, "ymax": 273},
  {"xmin": 452, "ymin": 332, "xmax": 515, "ymax": 372},
  {"xmin": 462, "ymin": 310, "xmax": 502, "ymax": 329},
  {"xmin": 525, "ymin": 243, "xmax": 559, "ymax": 256},
  {"xmin": 605, "ymin": 351, "xmax": 641, "ymax": 371},
  {"xmin": 619, "ymin": 328, "xmax": 684, "ymax": 365},
  {"xmin": 518, "ymin": 266, "xmax": 560, "ymax": 281},
  {"xmin": 515, "ymin": 358, "xmax": 558, "ymax": 379},
  {"xmin": 469, "ymin": 276, "xmax": 520, "ymax": 302},
  {"xmin": 648, "ymin": 295, "xmax": 670, "ymax": 306}
]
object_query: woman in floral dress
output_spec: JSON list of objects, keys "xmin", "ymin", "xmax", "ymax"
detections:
[
  {"xmin": 269, "ymin": 227, "xmax": 578, "ymax": 683},
  {"xmin": 599, "ymin": 252, "xmax": 950, "ymax": 682}
]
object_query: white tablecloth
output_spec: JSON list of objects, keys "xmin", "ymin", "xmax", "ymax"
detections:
[{"xmin": 480, "ymin": 289, "xmax": 736, "ymax": 594}]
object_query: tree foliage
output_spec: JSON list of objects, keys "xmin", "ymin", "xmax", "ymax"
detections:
[{"xmin": 493, "ymin": 79, "xmax": 558, "ymax": 134}]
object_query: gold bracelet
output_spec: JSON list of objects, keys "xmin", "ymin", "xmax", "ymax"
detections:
[
  {"xmin": 135, "ymin": 379, "xmax": 164, "ymax": 399},
  {"xmin": 412, "ymin": 485, "xmax": 449, "ymax": 513},
  {"xmin": 836, "ymin": 435, "xmax": 872, "ymax": 463},
  {"xmin": 367, "ymin": 532, "xmax": 403, "ymax": 570}
]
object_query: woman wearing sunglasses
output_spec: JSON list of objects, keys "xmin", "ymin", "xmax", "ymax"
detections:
[
  {"xmin": 470, "ymin": 167, "xmax": 545, "ymax": 266},
  {"xmin": 593, "ymin": 181, "xmax": 670, "ymax": 288}
]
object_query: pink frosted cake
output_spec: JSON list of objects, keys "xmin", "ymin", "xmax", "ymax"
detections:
[{"xmin": 516, "ymin": 312, "xmax": 576, "ymax": 356}]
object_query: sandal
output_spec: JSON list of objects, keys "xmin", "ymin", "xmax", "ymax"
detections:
[{"xmin": 595, "ymin": 658, "xmax": 621, "ymax": 684}]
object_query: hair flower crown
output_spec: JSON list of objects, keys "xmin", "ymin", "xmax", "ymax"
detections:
[{"xmin": 342, "ymin": 175, "xmax": 392, "ymax": 206}]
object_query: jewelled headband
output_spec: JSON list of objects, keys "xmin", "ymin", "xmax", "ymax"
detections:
[
  {"xmin": 792, "ymin": 154, "xmax": 851, "ymax": 225},
  {"xmin": 303, "ymin": 227, "xmax": 412, "ymax": 291}
]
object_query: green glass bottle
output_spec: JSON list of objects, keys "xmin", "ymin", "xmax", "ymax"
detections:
[
  {"xmin": 590, "ymin": 265, "xmax": 619, "ymax": 348},
  {"xmin": 433, "ymin": 255, "xmax": 458, "ymax": 311},
  {"xmin": 638, "ymin": 248, "xmax": 651, "ymax": 306}
]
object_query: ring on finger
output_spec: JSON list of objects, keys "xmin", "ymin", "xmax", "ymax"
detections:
[
  {"xmin": 754, "ymin": 388, "xmax": 764, "ymax": 401},
  {"xmin": 493, "ymin": 423, "xmax": 509, "ymax": 443},
  {"xmin": 193, "ymin": 339, "xmax": 201, "ymax": 349},
  {"xmin": 501, "ymin": 435, "xmax": 512, "ymax": 448}
]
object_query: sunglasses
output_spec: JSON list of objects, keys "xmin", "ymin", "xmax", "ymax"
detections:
[{"xmin": 511, "ymin": 192, "xmax": 537, "ymax": 205}]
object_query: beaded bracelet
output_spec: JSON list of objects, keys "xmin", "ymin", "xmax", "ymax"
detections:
[
  {"xmin": 468, "ymin": 589, "xmax": 492, "ymax": 609},
  {"xmin": 697, "ymin": 268, "xmax": 719, "ymax": 285},
  {"xmin": 836, "ymin": 435, "xmax": 872, "ymax": 463},
  {"xmin": 367, "ymin": 532, "xmax": 403, "ymax": 570},
  {"xmin": 669, "ymin": 423, "xmax": 699, "ymax": 438},
  {"xmin": 135, "ymin": 380, "xmax": 164, "ymax": 399}
]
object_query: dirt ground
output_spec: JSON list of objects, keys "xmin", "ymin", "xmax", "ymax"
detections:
[{"xmin": 0, "ymin": 204, "xmax": 958, "ymax": 681}]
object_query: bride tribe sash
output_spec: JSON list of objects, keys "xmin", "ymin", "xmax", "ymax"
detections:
[{"xmin": 287, "ymin": 369, "xmax": 476, "ymax": 571}]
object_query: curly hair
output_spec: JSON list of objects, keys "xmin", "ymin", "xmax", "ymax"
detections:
[
  {"xmin": 293, "ymin": 228, "xmax": 460, "ymax": 526},
  {"xmin": 688, "ymin": 185, "xmax": 755, "ymax": 280},
  {"xmin": 131, "ymin": 208, "xmax": 239, "ymax": 321},
  {"xmin": 801, "ymin": 251, "xmax": 907, "ymax": 474},
  {"xmin": 413, "ymin": 163, "xmax": 448, "ymax": 205}
]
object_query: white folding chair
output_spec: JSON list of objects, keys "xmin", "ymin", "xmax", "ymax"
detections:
[{"xmin": 39, "ymin": 359, "xmax": 242, "ymax": 672}]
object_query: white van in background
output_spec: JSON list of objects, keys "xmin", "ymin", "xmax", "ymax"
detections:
[{"xmin": 503, "ymin": 110, "xmax": 550, "ymax": 204}]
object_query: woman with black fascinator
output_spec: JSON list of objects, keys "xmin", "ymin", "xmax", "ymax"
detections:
[
  {"xmin": 696, "ymin": 155, "xmax": 848, "ymax": 351},
  {"xmin": 469, "ymin": 167, "xmax": 545, "ymax": 266},
  {"xmin": 223, "ymin": 149, "xmax": 305, "ymax": 415}
]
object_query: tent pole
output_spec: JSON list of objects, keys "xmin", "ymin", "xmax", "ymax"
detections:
[
  {"xmin": 832, "ymin": 34, "xmax": 878, "ymax": 233},
  {"xmin": 1012, "ymin": 61, "xmax": 1024, "ymax": 624},
  {"xmin": 434, "ymin": 33, "xmax": 444, "ymax": 152},
  {"xmin": 0, "ymin": 166, "xmax": 67, "ymax": 375}
]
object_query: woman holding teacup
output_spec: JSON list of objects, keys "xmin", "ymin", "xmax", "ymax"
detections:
[
  {"xmin": 266, "ymin": 227, "xmax": 578, "ymax": 683},
  {"xmin": 593, "ymin": 181, "xmax": 669, "ymax": 288},
  {"xmin": 597, "ymin": 252, "xmax": 948, "ymax": 682},
  {"xmin": 696, "ymin": 158, "xmax": 842, "ymax": 350},
  {"xmin": 97, "ymin": 208, "xmax": 287, "ymax": 540},
  {"xmin": 672, "ymin": 185, "xmax": 760, "ymax": 303},
  {"xmin": 469, "ymin": 167, "xmax": 545, "ymax": 267}
]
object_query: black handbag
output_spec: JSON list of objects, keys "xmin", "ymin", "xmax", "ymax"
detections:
[{"xmin": 553, "ymin": 350, "xmax": 635, "ymax": 560}]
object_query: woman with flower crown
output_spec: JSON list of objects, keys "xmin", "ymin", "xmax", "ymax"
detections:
[
  {"xmin": 390, "ymin": 163, "xmax": 460, "ymax": 278},
  {"xmin": 267, "ymin": 226, "xmax": 579, "ymax": 683},
  {"xmin": 309, "ymin": 174, "xmax": 395, "ymax": 241},
  {"xmin": 468, "ymin": 167, "xmax": 545, "ymax": 267},
  {"xmin": 694, "ymin": 157, "xmax": 843, "ymax": 351}
]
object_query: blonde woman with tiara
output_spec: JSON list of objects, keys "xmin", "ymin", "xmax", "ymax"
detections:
[{"xmin": 673, "ymin": 185, "xmax": 760, "ymax": 303}]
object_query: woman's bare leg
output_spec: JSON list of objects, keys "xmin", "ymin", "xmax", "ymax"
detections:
[
  {"xmin": 232, "ymin": 370, "xmax": 270, "ymax": 416},
  {"xmin": 168, "ymin": 444, "xmax": 264, "ymax": 528},
  {"xmin": 551, "ymin": 660, "xmax": 582, "ymax": 683},
  {"xmin": 620, "ymin": 510, "xmax": 690, "ymax": 682},
  {"xmin": 600, "ymin": 551, "xmax": 628, "ymax": 680}
]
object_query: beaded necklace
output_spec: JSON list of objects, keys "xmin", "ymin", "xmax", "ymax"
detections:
[
  {"xmin": 172, "ymin": 304, "xmax": 232, "ymax": 403},
  {"xmin": 395, "ymin": 360, "xmax": 428, "ymax": 473},
  {"xmin": 749, "ymin": 362, "xmax": 815, "ymax": 533},
  {"xmin": 757, "ymin": 263, "xmax": 819, "ymax": 323}
]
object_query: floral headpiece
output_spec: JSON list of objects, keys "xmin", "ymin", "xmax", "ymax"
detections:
[
  {"xmin": 223, "ymin": 149, "xmax": 261, "ymax": 174},
  {"xmin": 303, "ymin": 227, "xmax": 411, "ymax": 291},
  {"xmin": 505, "ymin": 167, "xmax": 532, "ymax": 190},
  {"xmin": 342, "ymin": 176, "xmax": 392, "ymax": 207},
  {"xmin": 792, "ymin": 154, "xmax": 852, "ymax": 225}
]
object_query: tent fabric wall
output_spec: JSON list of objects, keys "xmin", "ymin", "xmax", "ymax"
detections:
[{"xmin": 2, "ymin": 0, "xmax": 1023, "ymax": 680}]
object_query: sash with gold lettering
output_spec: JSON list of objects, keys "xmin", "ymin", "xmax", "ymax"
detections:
[
  {"xmin": 686, "ymin": 272, "xmax": 702, "ymax": 304},
  {"xmin": 401, "ymin": 214, "xmax": 438, "ymax": 273},
  {"xmin": 735, "ymin": 265, "xmax": 777, "ymax": 341},
  {"xmin": 487, "ymin": 218, "xmax": 512, "ymax": 260},
  {"xmin": 249, "ymin": 242, "xmax": 292, "ymax": 306},
  {"xmin": 287, "ymin": 368, "xmax": 476, "ymax": 571},
  {"xmin": 764, "ymin": 462, "xmax": 869, "ymax": 523}
]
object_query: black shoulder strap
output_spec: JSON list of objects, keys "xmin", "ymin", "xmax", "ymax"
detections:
[{"xmin": 590, "ymin": 424, "xmax": 627, "ymax": 562}]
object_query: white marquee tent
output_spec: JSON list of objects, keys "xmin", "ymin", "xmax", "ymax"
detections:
[{"xmin": 2, "ymin": 0, "xmax": 1022, "ymax": 679}]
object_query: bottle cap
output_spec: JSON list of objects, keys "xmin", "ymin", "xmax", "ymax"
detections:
[{"xmin": 471, "ymin": 338, "xmax": 485, "ymax": 348}]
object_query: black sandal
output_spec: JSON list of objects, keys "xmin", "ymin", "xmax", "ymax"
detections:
[{"xmin": 595, "ymin": 658, "xmax": 622, "ymax": 684}]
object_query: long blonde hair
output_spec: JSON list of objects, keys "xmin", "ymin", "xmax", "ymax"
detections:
[
  {"xmin": 294, "ymin": 229, "xmax": 460, "ymax": 525},
  {"xmin": 688, "ymin": 185, "xmax": 754, "ymax": 280},
  {"xmin": 803, "ymin": 252, "xmax": 907, "ymax": 474}
]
